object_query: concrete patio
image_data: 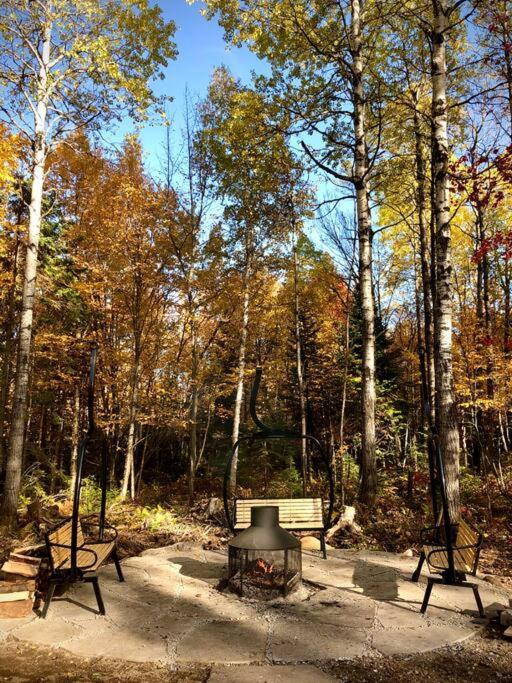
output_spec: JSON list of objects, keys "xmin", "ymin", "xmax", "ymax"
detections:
[{"xmin": 0, "ymin": 543, "xmax": 509, "ymax": 679}]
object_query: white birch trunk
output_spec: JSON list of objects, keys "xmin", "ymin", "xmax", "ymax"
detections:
[
  {"xmin": 351, "ymin": 0, "xmax": 377, "ymax": 506},
  {"xmin": 431, "ymin": 0, "xmax": 460, "ymax": 521},
  {"xmin": 292, "ymin": 224, "xmax": 308, "ymax": 495},
  {"xmin": 120, "ymin": 359, "xmax": 140, "ymax": 500},
  {"xmin": 0, "ymin": 19, "xmax": 51, "ymax": 530},
  {"xmin": 229, "ymin": 269, "xmax": 250, "ymax": 492},
  {"xmin": 69, "ymin": 384, "xmax": 80, "ymax": 496}
]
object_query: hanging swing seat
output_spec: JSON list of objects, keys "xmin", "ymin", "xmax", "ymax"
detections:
[
  {"xmin": 411, "ymin": 517, "xmax": 484, "ymax": 617},
  {"xmin": 46, "ymin": 515, "xmax": 121, "ymax": 573},
  {"xmin": 40, "ymin": 345, "xmax": 125, "ymax": 619},
  {"xmin": 412, "ymin": 517, "xmax": 482, "ymax": 580}
]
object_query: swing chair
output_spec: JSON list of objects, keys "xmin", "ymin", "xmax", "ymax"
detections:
[
  {"xmin": 42, "ymin": 345, "xmax": 124, "ymax": 618},
  {"xmin": 223, "ymin": 367, "xmax": 335, "ymax": 558},
  {"xmin": 411, "ymin": 358, "xmax": 484, "ymax": 617}
]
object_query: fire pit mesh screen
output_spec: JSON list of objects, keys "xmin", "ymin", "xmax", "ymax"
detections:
[{"xmin": 228, "ymin": 546, "xmax": 302, "ymax": 597}]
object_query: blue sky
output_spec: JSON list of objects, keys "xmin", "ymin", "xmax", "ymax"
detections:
[
  {"xmin": 114, "ymin": 1, "xmax": 340, "ymax": 252},
  {"xmin": 136, "ymin": 1, "xmax": 269, "ymax": 176}
]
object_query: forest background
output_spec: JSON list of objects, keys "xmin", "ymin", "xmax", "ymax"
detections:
[{"xmin": 0, "ymin": 0, "xmax": 511, "ymax": 583}]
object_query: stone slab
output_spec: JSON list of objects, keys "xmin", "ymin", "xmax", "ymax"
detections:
[
  {"xmin": 284, "ymin": 596, "xmax": 375, "ymax": 629},
  {"xmin": 177, "ymin": 620, "xmax": 267, "ymax": 664},
  {"xmin": 209, "ymin": 664, "xmax": 337, "ymax": 682},
  {"xmin": 271, "ymin": 620, "xmax": 367, "ymax": 662},
  {"xmin": 13, "ymin": 617, "xmax": 83, "ymax": 646},
  {"xmin": 372, "ymin": 624, "xmax": 475, "ymax": 655},
  {"xmin": 375, "ymin": 600, "xmax": 427, "ymax": 628},
  {"xmin": 65, "ymin": 624, "xmax": 169, "ymax": 662}
]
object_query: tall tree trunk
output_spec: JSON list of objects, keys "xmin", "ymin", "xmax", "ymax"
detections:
[
  {"xmin": 121, "ymin": 358, "xmax": 140, "ymax": 500},
  {"xmin": 413, "ymin": 100, "xmax": 435, "ymax": 413},
  {"xmin": 352, "ymin": 0, "xmax": 377, "ymax": 506},
  {"xmin": 188, "ymin": 323, "xmax": 199, "ymax": 501},
  {"xmin": 0, "ymin": 19, "xmax": 51, "ymax": 530},
  {"xmin": 292, "ymin": 224, "xmax": 308, "ymax": 496},
  {"xmin": 229, "ymin": 267, "xmax": 250, "ymax": 492},
  {"xmin": 431, "ymin": 0, "xmax": 460, "ymax": 521},
  {"xmin": 0, "ymin": 221, "xmax": 22, "ymax": 473},
  {"xmin": 69, "ymin": 385, "xmax": 80, "ymax": 496}
]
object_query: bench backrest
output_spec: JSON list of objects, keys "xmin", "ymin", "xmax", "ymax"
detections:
[
  {"xmin": 47, "ymin": 520, "xmax": 84, "ymax": 568},
  {"xmin": 454, "ymin": 519, "xmax": 481, "ymax": 571},
  {"xmin": 234, "ymin": 498, "xmax": 324, "ymax": 528}
]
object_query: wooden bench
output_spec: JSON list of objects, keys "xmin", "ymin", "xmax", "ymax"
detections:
[
  {"xmin": 412, "ymin": 517, "xmax": 484, "ymax": 616},
  {"xmin": 43, "ymin": 515, "xmax": 124, "ymax": 617},
  {"xmin": 234, "ymin": 498, "xmax": 328, "ymax": 558}
]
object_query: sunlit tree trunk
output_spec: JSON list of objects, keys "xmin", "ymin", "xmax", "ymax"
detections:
[
  {"xmin": 69, "ymin": 385, "xmax": 80, "ymax": 496},
  {"xmin": 292, "ymin": 223, "xmax": 308, "ymax": 495},
  {"xmin": 230, "ymin": 264, "xmax": 250, "ymax": 492},
  {"xmin": 413, "ymin": 100, "xmax": 435, "ymax": 414},
  {"xmin": 431, "ymin": 0, "xmax": 460, "ymax": 521},
  {"xmin": 0, "ymin": 19, "xmax": 51, "ymax": 531},
  {"xmin": 351, "ymin": 0, "xmax": 377, "ymax": 506},
  {"xmin": 121, "ymin": 356, "xmax": 140, "ymax": 500},
  {"xmin": 189, "ymin": 320, "xmax": 199, "ymax": 501}
]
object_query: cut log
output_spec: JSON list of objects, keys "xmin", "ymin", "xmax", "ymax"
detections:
[
  {"xmin": 0, "ymin": 560, "xmax": 39, "ymax": 578},
  {"xmin": 0, "ymin": 598, "xmax": 34, "ymax": 619},
  {"xmin": 0, "ymin": 576, "xmax": 36, "ymax": 593},
  {"xmin": 0, "ymin": 591, "xmax": 33, "ymax": 602}
]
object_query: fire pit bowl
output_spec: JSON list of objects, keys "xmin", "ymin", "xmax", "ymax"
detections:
[{"xmin": 228, "ymin": 505, "xmax": 302, "ymax": 597}]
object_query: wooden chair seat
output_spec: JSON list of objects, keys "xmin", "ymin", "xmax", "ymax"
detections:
[
  {"xmin": 43, "ymin": 517, "xmax": 124, "ymax": 619},
  {"xmin": 412, "ymin": 516, "xmax": 484, "ymax": 617},
  {"xmin": 57, "ymin": 540, "xmax": 116, "ymax": 572}
]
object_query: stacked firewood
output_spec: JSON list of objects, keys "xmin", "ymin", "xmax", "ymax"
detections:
[{"xmin": 0, "ymin": 546, "xmax": 43, "ymax": 618}]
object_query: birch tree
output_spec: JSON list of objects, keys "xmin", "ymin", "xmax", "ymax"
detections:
[{"xmin": 0, "ymin": 0, "xmax": 176, "ymax": 530}]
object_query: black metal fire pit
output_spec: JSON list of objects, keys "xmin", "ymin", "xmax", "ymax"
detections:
[{"xmin": 228, "ymin": 506, "xmax": 302, "ymax": 597}]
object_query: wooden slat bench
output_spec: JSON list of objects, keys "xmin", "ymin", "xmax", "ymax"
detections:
[
  {"xmin": 43, "ymin": 515, "xmax": 124, "ymax": 617},
  {"xmin": 234, "ymin": 498, "xmax": 328, "ymax": 558},
  {"xmin": 411, "ymin": 517, "xmax": 484, "ymax": 616}
]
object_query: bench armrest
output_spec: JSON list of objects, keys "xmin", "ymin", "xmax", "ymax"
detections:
[
  {"xmin": 426, "ymin": 542, "xmax": 480, "ymax": 572},
  {"xmin": 48, "ymin": 542, "xmax": 99, "ymax": 571}
]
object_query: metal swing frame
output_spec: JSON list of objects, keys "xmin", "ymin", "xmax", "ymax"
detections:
[
  {"xmin": 223, "ymin": 367, "xmax": 335, "ymax": 553},
  {"xmin": 414, "ymin": 352, "xmax": 484, "ymax": 617},
  {"xmin": 42, "ymin": 345, "xmax": 124, "ymax": 618}
]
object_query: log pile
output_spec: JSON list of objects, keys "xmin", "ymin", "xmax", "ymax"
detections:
[{"xmin": 0, "ymin": 545, "xmax": 44, "ymax": 618}]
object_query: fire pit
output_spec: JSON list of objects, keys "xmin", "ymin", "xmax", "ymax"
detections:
[{"xmin": 228, "ymin": 505, "xmax": 302, "ymax": 598}]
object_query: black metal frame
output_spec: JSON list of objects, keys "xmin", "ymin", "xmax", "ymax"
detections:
[
  {"xmin": 42, "ymin": 345, "xmax": 124, "ymax": 618},
  {"xmin": 223, "ymin": 367, "xmax": 335, "ymax": 558},
  {"xmin": 414, "ymin": 363, "xmax": 484, "ymax": 616}
]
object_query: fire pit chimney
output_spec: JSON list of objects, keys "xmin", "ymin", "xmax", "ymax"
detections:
[{"xmin": 228, "ymin": 505, "xmax": 302, "ymax": 597}]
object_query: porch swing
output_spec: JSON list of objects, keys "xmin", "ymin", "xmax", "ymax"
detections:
[
  {"xmin": 411, "ymin": 354, "xmax": 484, "ymax": 616},
  {"xmin": 223, "ymin": 367, "xmax": 335, "ymax": 558},
  {"xmin": 42, "ymin": 344, "xmax": 124, "ymax": 618}
]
